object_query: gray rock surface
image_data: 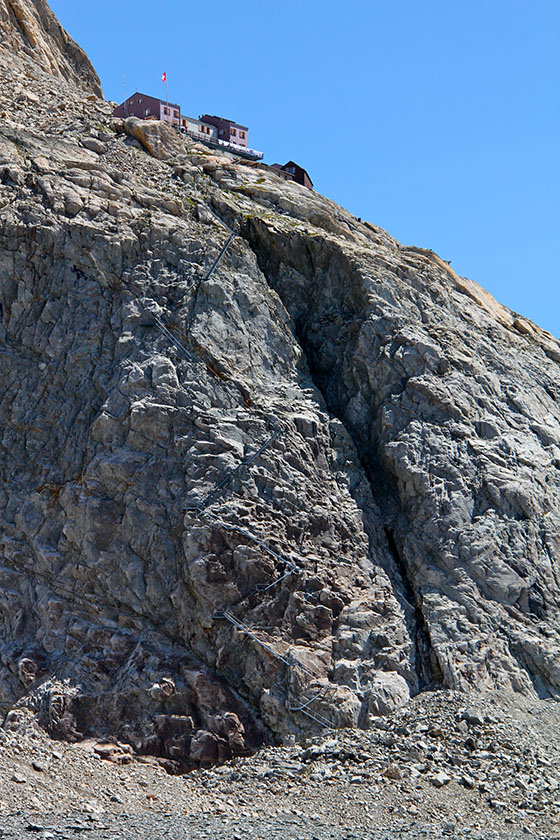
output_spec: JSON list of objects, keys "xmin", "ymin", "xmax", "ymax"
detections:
[
  {"xmin": 0, "ymin": 0, "xmax": 560, "ymax": 776},
  {"xmin": 0, "ymin": 0, "xmax": 102, "ymax": 96}
]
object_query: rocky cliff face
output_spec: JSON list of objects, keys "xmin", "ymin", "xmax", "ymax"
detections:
[
  {"xmin": 1, "ymin": 5, "xmax": 559, "ymax": 772},
  {"xmin": 0, "ymin": 0, "xmax": 101, "ymax": 96}
]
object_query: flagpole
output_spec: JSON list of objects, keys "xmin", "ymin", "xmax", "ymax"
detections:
[{"xmin": 166, "ymin": 76, "xmax": 169, "ymax": 123}]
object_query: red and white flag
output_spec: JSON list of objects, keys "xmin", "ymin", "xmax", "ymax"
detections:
[{"xmin": 161, "ymin": 72, "xmax": 167, "ymax": 82}]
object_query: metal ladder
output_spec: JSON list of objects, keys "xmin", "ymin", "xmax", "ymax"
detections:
[{"xmin": 125, "ymin": 202, "xmax": 337, "ymax": 729}]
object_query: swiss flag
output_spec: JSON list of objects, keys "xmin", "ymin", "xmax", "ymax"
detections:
[{"xmin": 161, "ymin": 72, "xmax": 167, "ymax": 82}]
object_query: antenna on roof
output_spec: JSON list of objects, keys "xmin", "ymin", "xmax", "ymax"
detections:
[{"xmin": 122, "ymin": 74, "xmax": 127, "ymax": 99}]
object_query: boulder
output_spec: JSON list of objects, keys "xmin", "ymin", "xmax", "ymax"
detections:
[
  {"xmin": 365, "ymin": 673, "xmax": 411, "ymax": 719},
  {"xmin": 123, "ymin": 116, "xmax": 187, "ymax": 161}
]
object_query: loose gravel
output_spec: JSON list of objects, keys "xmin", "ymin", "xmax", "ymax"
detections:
[{"xmin": 0, "ymin": 690, "xmax": 559, "ymax": 839}]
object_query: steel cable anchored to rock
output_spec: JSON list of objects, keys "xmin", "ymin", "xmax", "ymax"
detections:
[
  {"xmin": 118, "ymin": 201, "xmax": 338, "ymax": 730},
  {"xmin": 3, "ymin": 28, "xmax": 560, "ymax": 778}
]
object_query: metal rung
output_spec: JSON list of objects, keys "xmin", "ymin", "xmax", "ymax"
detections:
[
  {"xmin": 288, "ymin": 683, "xmax": 330, "ymax": 712},
  {"xmin": 285, "ymin": 657, "xmax": 322, "ymax": 681},
  {"xmin": 215, "ymin": 612, "xmax": 335, "ymax": 729},
  {"xmin": 195, "ymin": 428, "xmax": 282, "ymax": 511},
  {"xmin": 202, "ymin": 512, "xmax": 297, "ymax": 572},
  {"xmin": 254, "ymin": 568, "xmax": 294, "ymax": 592},
  {"xmin": 294, "ymin": 705, "xmax": 333, "ymax": 729},
  {"xmin": 221, "ymin": 611, "xmax": 291, "ymax": 667},
  {"xmin": 219, "ymin": 614, "xmax": 333, "ymax": 727}
]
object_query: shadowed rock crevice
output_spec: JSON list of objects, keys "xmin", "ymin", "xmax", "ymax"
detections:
[
  {"xmin": 383, "ymin": 526, "xmax": 443, "ymax": 691},
  {"xmin": 1, "ymin": 12, "xmax": 560, "ymax": 771},
  {"xmin": 239, "ymin": 213, "xmax": 560, "ymax": 698},
  {"xmin": 238, "ymin": 219, "xmax": 442, "ymax": 691}
]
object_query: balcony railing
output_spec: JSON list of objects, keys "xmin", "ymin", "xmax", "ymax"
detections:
[{"xmin": 178, "ymin": 127, "xmax": 263, "ymax": 160}]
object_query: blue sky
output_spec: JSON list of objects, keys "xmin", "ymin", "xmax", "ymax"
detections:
[{"xmin": 50, "ymin": 0, "xmax": 559, "ymax": 338}]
